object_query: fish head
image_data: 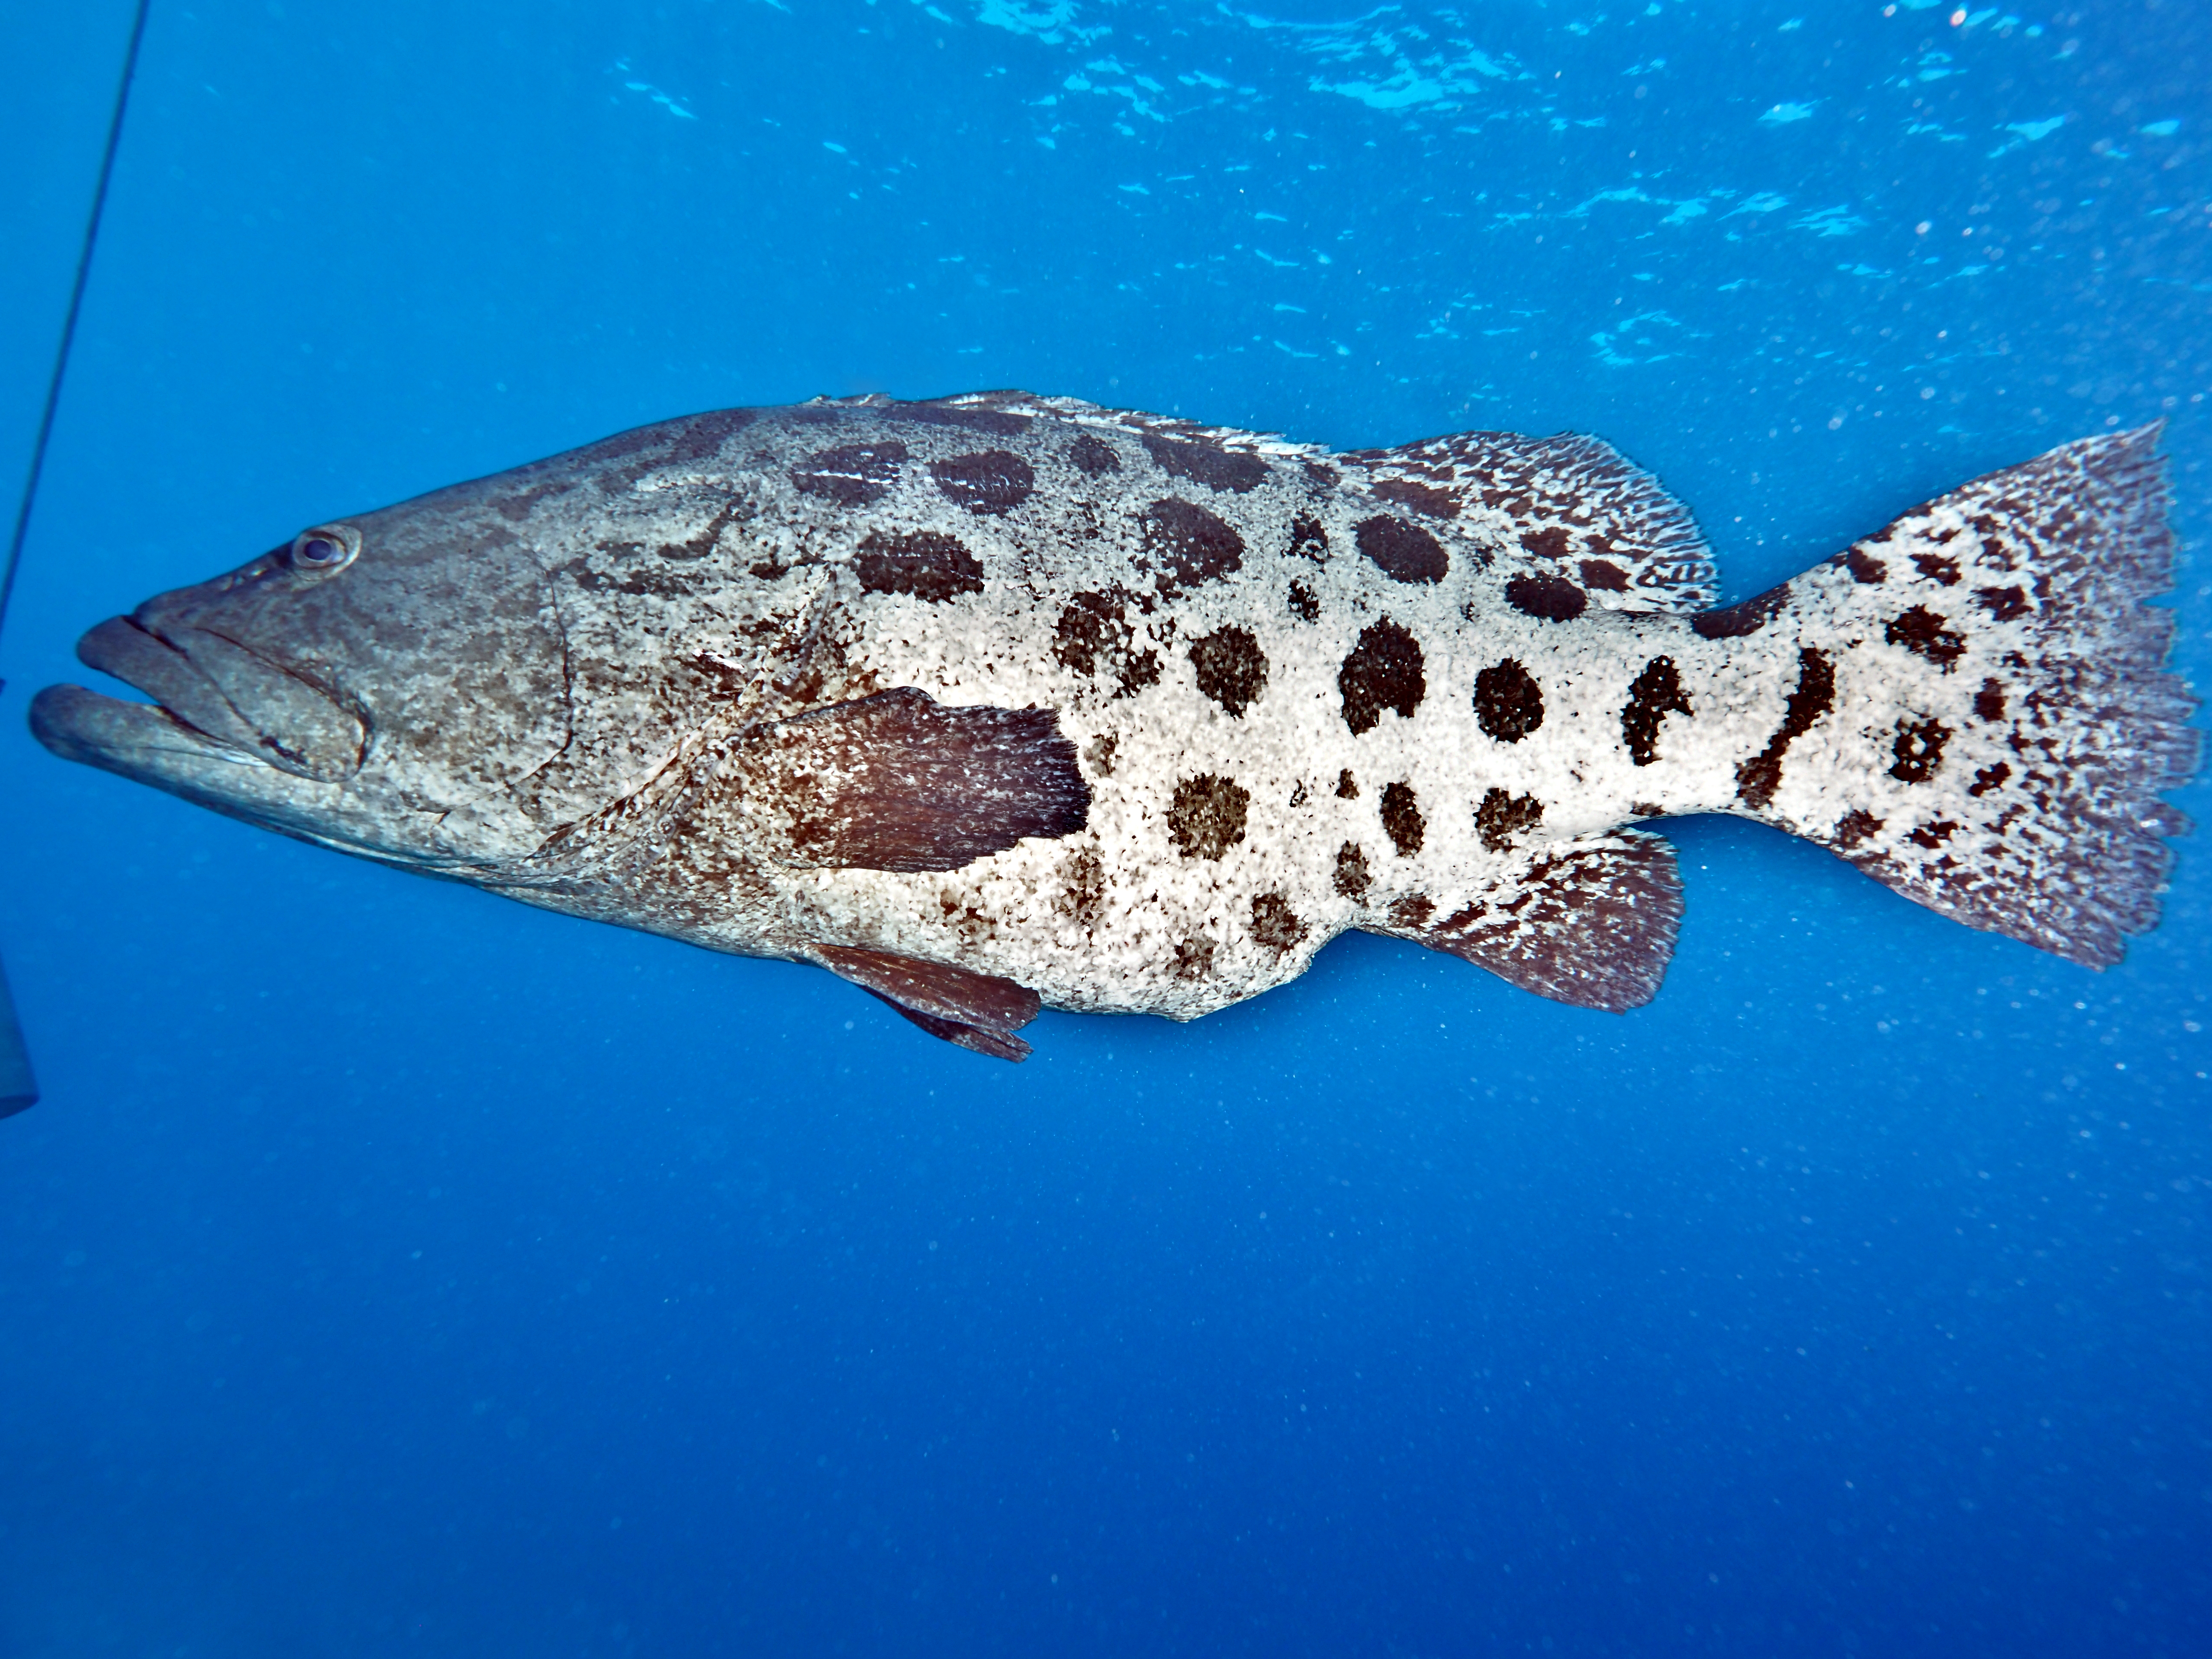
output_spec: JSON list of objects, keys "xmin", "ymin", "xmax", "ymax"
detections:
[{"xmin": 31, "ymin": 470, "xmax": 580, "ymax": 877}]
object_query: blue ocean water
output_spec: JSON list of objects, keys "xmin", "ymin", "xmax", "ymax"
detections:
[{"xmin": 2, "ymin": 0, "xmax": 2207, "ymax": 1652}]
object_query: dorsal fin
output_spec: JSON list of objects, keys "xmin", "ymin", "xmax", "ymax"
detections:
[
  {"xmin": 818, "ymin": 945, "xmax": 1042, "ymax": 1061},
  {"xmin": 732, "ymin": 688, "xmax": 1090, "ymax": 873},
  {"xmin": 1399, "ymin": 830, "xmax": 1684, "ymax": 1012},
  {"xmin": 1338, "ymin": 430, "xmax": 1717, "ymax": 614},
  {"xmin": 819, "ymin": 389, "xmax": 1325, "ymax": 466}
]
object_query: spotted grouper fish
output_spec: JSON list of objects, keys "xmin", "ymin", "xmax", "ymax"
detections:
[{"xmin": 32, "ymin": 393, "xmax": 2199, "ymax": 1059}]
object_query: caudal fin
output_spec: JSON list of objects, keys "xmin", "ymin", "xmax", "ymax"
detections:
[{"xmin": 1733, "ymin": 425, "xmax": 2198, "ymax": 967}]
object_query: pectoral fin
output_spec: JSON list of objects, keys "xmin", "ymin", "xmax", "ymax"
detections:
[
  {"xmin": 818, "ymin": 945, "xmax": 1043, "ymax": 1062},
  {"xmin": 739, "ymin": 688, "xmax": 1090, "ymax": 873}
]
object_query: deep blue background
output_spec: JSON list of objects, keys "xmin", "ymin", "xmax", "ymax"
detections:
[{"xmin": 3, "ymin": 2, "xmax": 2208, "ymax": 1653}]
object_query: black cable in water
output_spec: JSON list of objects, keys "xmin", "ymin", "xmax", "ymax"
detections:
[
  {"xmin": 0, "ymin": 0, "xmax": 154, "ymax": 1120},
  {"xmin": 0, "ymin": 0, "xmax": 155, "ymax": 651}
]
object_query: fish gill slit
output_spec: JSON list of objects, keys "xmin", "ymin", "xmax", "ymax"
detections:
[{"xmin": 514, "ymin": 554, "xmax": 582, "ymax": 789}]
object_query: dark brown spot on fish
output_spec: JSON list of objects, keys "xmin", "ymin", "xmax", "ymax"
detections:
[
  {"xmin": 856, "ymin": 530, "xmax": 984, "ymax": 602},
  {"xmin": 656, "ymin": 498, "xmax": 749, "ymax": 561},
  {"xmin": 1519, "ymin": 525, "xmax": 1573, "ymax": 561},
  {"xmin": 1141, "ymin": 432, "xmax": 1269, "ymax": 494},
  {"xmin": 1288, "ymin": 514, "xmax": 1329, "ymax": 563},
  {"xmin": 1053, "ymin": 589, "xmax": 1156, "ymax": 698},
  {"xmin": 1844, "ymin": 547, "xmax": 1888, "ymax": 584},
  {"xmin": 1476, "ymin": 788, "xmax": 1544, "ymax": 853},
  {"xmin": 1142, "ymin": 498, "xmax": 1245, "ymax": 596},
  {"xmin": 1116, "ymin": 650, "xmax": 1160, "ymax": 699},
  {"xmin": 1970, "ymin": 761, "xmax": 2011, "ymax": 797},
  {"xmin": 585, "ymin": 421, "xmax": 676, "ymax": 472},
  {"xmin": 1303, "ymin": 459, "xmax": 1340, "ymax": 490},
  {"xmin": 1973, "ymin": 679, "xmax": 2007, "ymax": 722},
  {"xmin": 587, "ymin": 409, "xmax": 761, "ymax": 491},
  {"xmin": 1735, "ymin": 647, "xmax": 1835, "ymax": 810},
  {"xmin": 1474, "ymin": 658, "xmax": 1543, "ymax": 744},
  {"xmin": 1505, "ymin": 572, "xmax": 1588, "ymax": 623},
  {"xmin": 1083, "ymin": 732, "xmax": 1117, "ymax": 777},
  {"xmin": 1250, "ymin": 893, "xmax": 1309, "ymax": 952},
  {"xmin": 1630, "ymin": 802, "xmax": 1666, "ymax": 819},
  {"xmin": 1173, "ymin": 937, "xmax": 1216, "ymax": 980},
  {"xmin": 791, "ymin": 441, "xmax": 907, "ymax": 506},
  {"xmin": 1336, "ymin": 769, "xmax": 1359, "ymax": 800},
  {"xmin": 1909, "ymin": 819, "xmax": 1959, "ymax": 850},
  {"xmin": 1886, "ymin": 605, "xmax": 1966, "ymax": 670},
  {"xmin": 1288, "ymin": 781, "xmax": 1308, "ymax": 808},
  {"xmin": 1060, "ymin": 846, "xmax": 1106, "ymax": 926},
  {"xmin": 1381, "ymin": 781, "xmax": 1424, "ymax": 856},
  {"xmin": 1287, "ymin": 580, "xmax": 1321, "ymax": 623},
  {"xmin": 1053, "ymin": 591, "xmax": 1123, "ymax": 677},
  {"xmin": 1693, "ymin": 581, "xmax": 1790, "ymax": 640},
  {"xmin": 1913, "ymin": 551, "xmax": 1962, "ymax": 586},
  {"xmin": 1390, "ymin": 895, "xmax": 1436, "ymax": 929},
  {"xmin": 1356, "ymin": 516, "xmax": 1449, "ymax": 584},
  {"xmin": 1889, "ymin": 716, "xmax": 1951, "ymax": 784},
  {"xmin": 1833, "ymin": 809, "xmax": 1884, "ymax": 850},
  {"xmin": 1189, "ymin": 626, "xmax": 1269, "ymax": 717},
  {"xmin": 569, "ymin": 559, "xmax": 704, "ymax": 600},
  {"xmin": 889, "ymin": 400, "xmax": 1032, "ymax": 436},
  {"xmin": 1333, "ymin": 841, "xmax": 1371, "ymax": 898},
  {"xmin": 1579, "ymin": 558, "xmax": 1629, "ymax": 592},
  {"xmin": 1067, "ymin": 432, "xmax": 1121, "ymax": 475},
  {"xmin": 1338, "ymin": 620, "xmax": 1426, "ymax": 735},
  {"xmin": 495, "ymin": 480, "xmax": 572, "ymax": 523},
  {"xmin": 1373, "ymin": 477, "xmax": 1458, "ymax": 518},
  {"xmin": 1167, "ymin": 773, "xmax": 1250, "ymax": 860},
  {"xmin": 1975, "ymin": 585, "xmax": 2029, "ymax": 621},
  {"xmin": 667, "ymin": 409, "xmax": 757, "ymax": 464},
  {"xmin": 930, "ymin": 450, "xmax": 1035, "ymax": 515},
  {"xmin": 1620, "ymin": 656, "xmax": 1693, "ymax": 767}
]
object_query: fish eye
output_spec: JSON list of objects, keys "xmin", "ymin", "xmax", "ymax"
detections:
[{"xmin": 289, "ymin": 525, "xmax": 360, "ymax": 575}]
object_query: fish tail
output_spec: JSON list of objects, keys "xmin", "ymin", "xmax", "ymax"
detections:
[{"xmin": 1715, "ymin": 423, "xmax": 2198, "ymax": 966}]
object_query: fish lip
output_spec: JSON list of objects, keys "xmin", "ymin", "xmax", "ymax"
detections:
[
  {"xmin": 30, "ymin": 683, "xmax": 491, "ymax": 879},
  {"xmin": 70, "ymin": 615, "xmax": 267, "ymax": 758},
  {"xmin": 29, "ymin": 681, "xmax": 277, "ymax": 793},
  {"xmin": 69, "ymin": 613, "xmax": 364, "ymax": 780}
]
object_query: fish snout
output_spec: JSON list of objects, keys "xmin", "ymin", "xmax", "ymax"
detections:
[{"xmin": 74, "ymin": 613, "xmax": 365, "ymax": 781}]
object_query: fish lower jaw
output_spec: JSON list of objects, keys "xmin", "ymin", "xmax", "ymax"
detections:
[
  {"xmin": 30, "ymin": 684, "xmax": 434, "ymax": 870},
  {"xmin": 32, "ymin": 683, "xmax": 273, "ymax": 776}
]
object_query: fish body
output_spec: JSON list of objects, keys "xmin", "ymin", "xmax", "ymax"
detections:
[{"xmin": 32, "ymin": 392, "xmax": 2197, "ymax": 1058}]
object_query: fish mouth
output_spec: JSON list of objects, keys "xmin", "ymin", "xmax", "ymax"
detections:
[{"xmin": 31, "ymin": 615, "xmax": 368, "ymax": 828}]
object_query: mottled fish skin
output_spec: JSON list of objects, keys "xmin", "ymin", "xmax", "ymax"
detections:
[{"xmin": 30, "ymin": 393, "xmax": 2198, "ymax": 1058}]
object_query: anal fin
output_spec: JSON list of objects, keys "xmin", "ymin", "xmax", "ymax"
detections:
[
  {"xmin": 1404, "ymin": 831, "xmax": 1684, "ymax": 1013},
  {"xmin": 819, "ymin": 945, "xmax": 1043, "ymax": 1062}
]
